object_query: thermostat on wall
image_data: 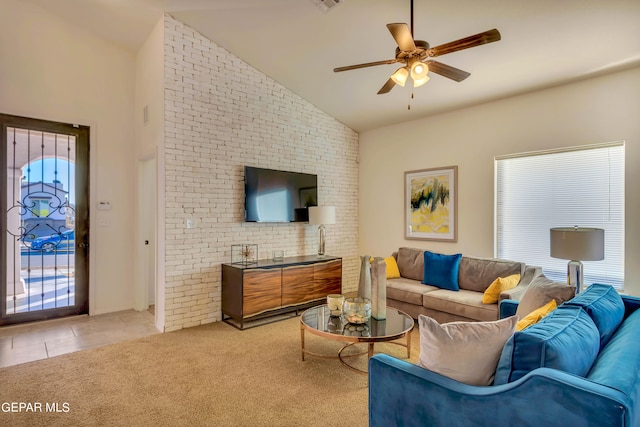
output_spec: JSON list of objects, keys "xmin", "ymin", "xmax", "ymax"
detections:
[{"xmin": 97, "ymin": 201, "xmax": 112, "ymax": 211}]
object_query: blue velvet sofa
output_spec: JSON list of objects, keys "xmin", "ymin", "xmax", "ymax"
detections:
[{"xmin": 369, "ymin": 284, "xmax": 640, "ymax": 427}]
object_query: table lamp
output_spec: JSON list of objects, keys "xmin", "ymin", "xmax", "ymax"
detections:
[
  {"xmin": 550, "ymin": 226, "xmax": 604, "ymax": 293},
  {"xmin": 308, "ymin": 206, "xmax": 335, "ymax": 257}
]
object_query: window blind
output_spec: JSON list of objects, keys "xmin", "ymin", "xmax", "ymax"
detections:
[{"xmin": 495, "ymin": 142, "xmax": 625, "ymax": 289}]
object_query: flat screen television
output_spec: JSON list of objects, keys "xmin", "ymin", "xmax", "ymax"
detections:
[{"xmin": 244, "ymin": 166, "xmax": 318, "ymax": 222}]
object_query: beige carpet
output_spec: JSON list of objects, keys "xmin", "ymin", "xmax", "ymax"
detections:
[{"xmin": 1, "ymin": 316, "xmax": 419, "ymax": 426}]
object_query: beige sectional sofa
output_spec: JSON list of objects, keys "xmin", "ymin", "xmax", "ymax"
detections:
[{"xmin": 387, "ymin": 247, "xmax": 542, "ymax": 323}]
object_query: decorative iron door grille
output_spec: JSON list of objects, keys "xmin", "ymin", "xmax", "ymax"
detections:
[{"xmin": 1, "ymin": 114, "xmax": 89, "ymax": 326}]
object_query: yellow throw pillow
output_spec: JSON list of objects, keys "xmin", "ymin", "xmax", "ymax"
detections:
[
  {"xmin": 384, "ymin": 256, "xmax": 401, "ymax": 279},
  {"xmin": 482, "ymin": 274, "xmax": 521, "ymax": 304},
  {"xmin": 516, "ymin": 299, "xmax": 557, "ymax": 331},
  {"xmin": 369, "ymin": 256, "xmax": 401, "ymax": 279}
]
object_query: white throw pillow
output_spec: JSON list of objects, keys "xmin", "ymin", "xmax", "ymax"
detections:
[{"xmin": 418, "ymin": 315, "xmax": 517, "ymax": 386}]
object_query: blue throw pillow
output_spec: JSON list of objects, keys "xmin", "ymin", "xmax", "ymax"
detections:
[
  {"xmin": 563, "ymin": 283, "xmax": 624, "ymax": 349},
  {"xmin": 422, "ymin": 251, "xmax": 462, "ymax": 291},
  {"xmin": 494, "ymin": 305, "xmax": 600, "ymax": 385}
]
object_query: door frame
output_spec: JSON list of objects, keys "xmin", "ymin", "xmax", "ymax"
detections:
[
  {"xmin": 0, "ymin": 113, "xmax": 90, "ymax": 325},
  {"xmin": 135, "ymin": 155, "xmax": 157, "ymax": 312}
]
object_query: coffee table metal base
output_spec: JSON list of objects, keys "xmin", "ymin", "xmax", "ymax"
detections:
[{"xmin": 336, "ymin": 340, "xmax": 411, "ymax": 374}]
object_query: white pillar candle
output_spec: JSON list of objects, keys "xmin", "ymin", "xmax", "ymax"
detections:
[{"xmin": 327, "ymin": 294, "xmax": 345, "ymax": 316}]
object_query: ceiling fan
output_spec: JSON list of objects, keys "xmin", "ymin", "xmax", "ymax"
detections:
[{"xmin": 333, "ymin": 0, "xmax": 501, "ymax": 95}]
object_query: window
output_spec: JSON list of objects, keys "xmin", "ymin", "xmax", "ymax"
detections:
[{"xmin": 495, "ymin": 142, "xmax": 624, "ymax": 290}]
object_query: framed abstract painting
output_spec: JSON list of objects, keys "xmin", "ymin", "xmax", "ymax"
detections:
[{"xmin": 405, "ymin": 166, "xmax": 458, "ymax": 242}]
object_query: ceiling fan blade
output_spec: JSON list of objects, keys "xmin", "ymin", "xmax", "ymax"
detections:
[
  {"xmin": 377, "ymin": 78, "xmax": 397, "ymax": 95},
  {"xmin": 333, "ymin": 59, "xmax": 398, "ymax": 73},
  {"xmin": 427, "ymin": 29, "xmax": 501, "ymax": 57},
  {"xmin": 426, "ymin": 60, "xmax": 471, "ymax": 82},
  {"xmin": 387, "ymin": 23, "xmax": 417, "ymax": 52}
]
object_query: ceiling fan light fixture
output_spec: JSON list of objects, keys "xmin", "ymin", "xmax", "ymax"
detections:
[
  {"xmin": 410, "ymin": 61, "xmax": 429, "ymax": 81},
  {"xmin": 390, "ymin": 67, "xmax": 409, "ymax": 87},
  {"xmin": 413, "ymin": 74, "xmax": 430, "ymax": 88}
]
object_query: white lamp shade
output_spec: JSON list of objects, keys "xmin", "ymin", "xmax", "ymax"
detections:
[
  {"xmin": 550, "ymin": 227, "xmax": 605, "ymax": 261},
  {"xmin": 308, "ymin": 206, "xmax": 335, "ymax": 225},
  {"xmin": 412, "ymin": 74, "xmax": 430, "ymax": 88},
  {"xmin": 410, "ymin": 62, "xmax": 429, "ymax": 81},
  {"xmin": 390, "ymin": 67, "xmax": 409, "ymax": 87}
]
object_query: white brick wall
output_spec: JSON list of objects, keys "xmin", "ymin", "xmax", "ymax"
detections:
[{"xmin": 163, "ymin": 16, "xmax": 359, "ymax": 331}]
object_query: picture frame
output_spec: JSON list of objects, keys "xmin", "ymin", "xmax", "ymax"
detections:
[{"xmin": 405, "ymin": 166, "xmax": 458, "ymax": 242}]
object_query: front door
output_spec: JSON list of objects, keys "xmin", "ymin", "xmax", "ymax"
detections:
[{"xmin": 1, "ymin": 114, "xmax": 89, "ymax": 326}]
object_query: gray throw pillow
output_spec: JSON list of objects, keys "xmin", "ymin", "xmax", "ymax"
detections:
[
  {"xmin": 418, "ymin": 315, "xmax": 517, "ymax": 386},
  {"xmin": 396, "ymin": 247, "xmax": 424, "ymax": 281},
  {"xmin": 515, "ymin": 275, "xmax": 576, "ymax": 318}
]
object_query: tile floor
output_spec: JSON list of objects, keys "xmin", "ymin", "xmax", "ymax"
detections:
[{"xmin": 0, "ymin": 308, "xmax": 159, "ymax": 368}]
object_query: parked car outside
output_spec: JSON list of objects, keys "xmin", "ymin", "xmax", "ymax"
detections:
[{"xmin": 30, "ymin": 229, "xmax": 75, "ymax": 252}]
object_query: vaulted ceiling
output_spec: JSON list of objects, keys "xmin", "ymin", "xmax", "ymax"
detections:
[{"xmin": 25, "ymin": 0, "xmax": 640, "ymax": 132}]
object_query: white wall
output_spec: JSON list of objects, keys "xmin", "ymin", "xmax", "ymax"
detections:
[
  {"xmin": 162, "ymin": 17, "xmax": 359, "ymax": 331},
  {"xmin": 135, "ymin": 18, "xmax": 165, "ymax": 161},
  {"xmin": 0, "ymin": 0, "xmax": 137, "ymax": 314},
  {"xmin": 359, "ymin": 67, "xmax": 640, "ymax": 295}
]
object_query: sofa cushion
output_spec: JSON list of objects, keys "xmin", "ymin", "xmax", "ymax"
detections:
[
  {"xmin": 396, "ymin": 247, "xmax": 424, "ymax": 281},
  {"xmin": 494, "ymin": 305, "xmax": 600, "ymax": 385},
  {"xmin": 515, "ymin": 275, "xmax": 575, "ymax": 318},
  {"xmin": 563, "ymin": 283, "xmax": 624, "ymax": 349},
  {"xmin": 587, "ymin": 309, "xmax": 640, "ymax": 395},
  {"xmin": 422, "ymin": 250, "xmax": 462, "ymax": 291},
  {"xmin": 418, "ymin": 314, "xmax": 517, "ymax": 386},
  {"xmin": 458, "ymin": 257, "xmax": 524, "ymax": 293},
  {"xmin": 422, "ymin": 289, "xmax": 499, "ymax": 322},
  {"xmin": 386, "ymin": 277, "xmax": 440, "ymax": 305},
  {"xmin": 482, "ymin": 274, "xmax": 521, "ymax": 304}
]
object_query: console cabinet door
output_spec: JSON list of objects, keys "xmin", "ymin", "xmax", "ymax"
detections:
[
  {"xmin": 281, "ymin": 264, "xmax": 316, "ymax": 307},
  {"xmin": 314, "ymin": 259, "xmax": 342, "ymax": 299},
  {"xmin": 243, "ymin": 268, "xmax": 282, "ymax": 317}
]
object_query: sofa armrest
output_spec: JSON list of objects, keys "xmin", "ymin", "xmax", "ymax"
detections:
[
  {"xmin": 499, "ymin": 265, "xmax": 542, "ymax": 302},
  {"xmin": 499, "ymin": 299, "xmax": 519, "ymax": 319},
  {"xmin": 369, "ymin": 354, "xmax": 630, "ymax": 427}
]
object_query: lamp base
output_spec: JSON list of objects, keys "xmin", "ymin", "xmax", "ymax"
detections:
[
  {"xmin": 567, "ymin": 260, "xmax": 584, "ymax": 294},
  {"xmin": 317, "ymin": 225, "xmax": 326, "ymax": 257}
]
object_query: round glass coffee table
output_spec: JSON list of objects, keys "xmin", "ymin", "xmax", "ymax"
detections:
[{"xmin": 300, "ymin": 304, "xmax": 414, "ymax": 374}]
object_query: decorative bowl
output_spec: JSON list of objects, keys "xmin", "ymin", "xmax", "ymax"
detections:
[{"xmin": 342, "ymin": 297, "xmax": 371, "ymax": 324}]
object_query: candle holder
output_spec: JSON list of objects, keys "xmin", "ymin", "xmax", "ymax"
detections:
[
  {"xmin": 272, "ymin": 250, "xmax": 284, "ymax": 261},
  {"xmin": 326, "ymin": 294, "xmax": 345, "ymax": 317}
]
